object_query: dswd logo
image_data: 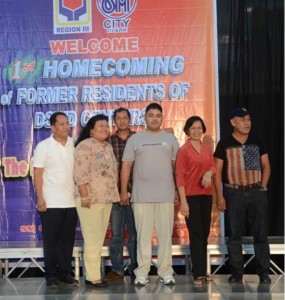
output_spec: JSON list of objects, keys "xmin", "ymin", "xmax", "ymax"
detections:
[
  {"xmin": 96, "ymin": 0, "xmax": 137, "ymax": 33},
  {"xmin": 53, "ymin": 0, "xmax": 92, "ymax": 34}
]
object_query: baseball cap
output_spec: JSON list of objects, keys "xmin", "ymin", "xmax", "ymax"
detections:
[{"xmin": 230, "ymin": 107, "xmax": 250, "ymax": 119}]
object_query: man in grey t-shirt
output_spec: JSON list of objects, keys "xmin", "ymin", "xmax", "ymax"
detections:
[{"xmin": 120, "ymin": 103, "xmax": 180, "ymax": 286}]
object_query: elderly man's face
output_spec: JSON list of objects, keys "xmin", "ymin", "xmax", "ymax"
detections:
[{"xmin": 231, "ymin": 115, "xmax": 251, "ymax": 135}]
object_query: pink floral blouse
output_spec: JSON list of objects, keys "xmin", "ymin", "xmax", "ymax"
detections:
[{"xmin": 74, "ymin": 138, "xmax": 120, "ymax": 204}]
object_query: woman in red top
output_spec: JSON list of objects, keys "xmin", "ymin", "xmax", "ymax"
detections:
[{"xmin": 176, "ymin": 116, "xmax": 216, "ymax": 285}]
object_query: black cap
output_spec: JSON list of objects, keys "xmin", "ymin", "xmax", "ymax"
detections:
[{"xmin": 230, "ymin": 107, "xmax": 250, "ymax": 119}]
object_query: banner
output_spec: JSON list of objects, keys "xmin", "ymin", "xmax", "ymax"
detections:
[{"xmin": 0, "ymin": 0, "xmax": 219, "ymax": 241}]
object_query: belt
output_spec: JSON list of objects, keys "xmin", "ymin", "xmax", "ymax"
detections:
[{"xmin": 224, "ymin": 183, "xmax": 261, "ymax": 191}]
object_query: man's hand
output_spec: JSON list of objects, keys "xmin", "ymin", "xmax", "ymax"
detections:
[
  {"xmin": 120, "ymin": 192, "xmax": 129, "ymax": 206},
  {"xmin": 174, "ymin": 190, "xmax": 179, "ymax": 204},
  {"xmin": 37, "ymin": 197, "xmax": 46, "ymax": 212},
  {"xmin": 164, "ymin": 127, "xmax": 174, "ymax": 134}
]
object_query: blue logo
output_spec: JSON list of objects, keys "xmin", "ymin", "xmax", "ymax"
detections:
[{"xmin": 96, "ymin": 0, "xmax": 137, "ymax": 33}]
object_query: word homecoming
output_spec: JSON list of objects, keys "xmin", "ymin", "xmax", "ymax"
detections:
[{"xmin": 43, "ymin": 55, "xmax": 184, "ymax": 78}]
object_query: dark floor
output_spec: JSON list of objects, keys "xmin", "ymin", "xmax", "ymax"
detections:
[{"xmin": 0, "ymin": 274, "xmax": 284, "ymax": 300}]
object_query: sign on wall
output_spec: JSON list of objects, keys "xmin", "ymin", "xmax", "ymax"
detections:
[{"xmin": 0, "ymin": 0, "xmax": 219, "ymax": 241}]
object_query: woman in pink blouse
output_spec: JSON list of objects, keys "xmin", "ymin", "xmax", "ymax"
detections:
[
  {"xmin": 175, "ymin": 116, "xmax": 216, "ymax": 286},
  {"xmin": 74, "ymin": 114, "xmax": 120, "ymax": 287}
]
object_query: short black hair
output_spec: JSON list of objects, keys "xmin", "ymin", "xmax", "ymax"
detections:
[
  {"xmin": 113, "ymin": 107, "xmax": 131, "ymax": 119},
  {"xmin": 183, "ymin": 116, "xmax": 206, "ymax": 136},
  {"xmin": 50, "ymin": 112, "xmax": 68, "ymax": 126},
  {"xmin": 145, "ymin": 102, "xmax": 162, "ymax": 114}
]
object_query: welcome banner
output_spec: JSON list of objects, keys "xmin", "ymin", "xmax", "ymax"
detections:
[{"xmin": 0, "ymin": 0, "xmax": 219, "ymax": 241}]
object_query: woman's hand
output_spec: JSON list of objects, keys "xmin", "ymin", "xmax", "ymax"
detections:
[
  {"xmin": 180, "ymin": 201, "xmax": 189, "ymax": 219},
  {"xmin": 216, "ymin": 195, "xmax": 226, "ymax": 212},
  {"xmin": 201, "ymin": 170, "xmax": 213, "ymax": 188},
  {"xmin": 81, "ymin": 197, "xmax": 91, "ymax": 208}
]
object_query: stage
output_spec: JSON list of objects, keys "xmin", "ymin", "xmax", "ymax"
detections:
[{"xmin": 0, "ymin": 275, "xmax": 284, "ymax": 299}]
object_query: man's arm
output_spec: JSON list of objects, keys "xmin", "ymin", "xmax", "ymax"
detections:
[
  {"xmin": 120, "ymin": 161, "xmax": 133, "ymax": 205},
  {"xmin": 33, "ymin": 167, "xmax": 46, "ymax": 212},
  {"xmin": 260, "ymin": 153, "xmax": 271, "ymax": 189},
  {"xmin": 172, "ymin": 160, "xmax": 179, "ymax": 204},
  {"xmin": 214, "ymin": 158, "xmax": 226, "ymax": 212}
]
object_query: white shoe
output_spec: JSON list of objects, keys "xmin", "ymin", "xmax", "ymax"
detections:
[
  {"xmin": 160, "ymin": 275, "xmax": 176, "ymax": 285},
  {"xmin": 134, "ymin": 277, "xmax": 149, "ymax": 286}
]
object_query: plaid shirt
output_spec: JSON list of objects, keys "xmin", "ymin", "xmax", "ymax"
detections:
[{"xmin": 108, "ymin": 130, "xmax": 136, "ymax": 192}]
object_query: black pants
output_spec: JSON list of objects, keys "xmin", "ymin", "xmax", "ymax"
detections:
[
  {"xmin": 39, "ymin": 208, "xmax": 78, "ymax": 279},
  {"xmin": 224, "ymin": 187, "xmax": 270, "ymax": 276},
  {"xmin": 185, "ymin": 195, "xmax": 212, "ymax": 278}
]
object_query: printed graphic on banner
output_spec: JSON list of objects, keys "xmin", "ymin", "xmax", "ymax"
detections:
[
  {"xmin": 97, "ymin": 0, "xmax": 137, "ymax": 33},
  {"xmin": 53, "ymin": 0, "xmax": 92, "ymax": 34},
  {"xmin": 0, "ymin": 0, "xmax": 219, "ymax": 241}
]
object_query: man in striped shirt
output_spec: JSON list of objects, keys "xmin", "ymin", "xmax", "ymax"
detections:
[{"xmin": 214, "ymin": 107, "xmax": 271, "ymax": 284}]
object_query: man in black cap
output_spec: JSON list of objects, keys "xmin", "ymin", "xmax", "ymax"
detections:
[{"xmin": 214, "ymin": 107, "xmax": 271, "ymax": 284}]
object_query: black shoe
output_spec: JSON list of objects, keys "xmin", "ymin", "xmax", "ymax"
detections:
[
  {"xmin": 46, "ymin": 277, "xmax": 59, "ymax": 288},
  {"xmin": 57, "ymin": 275, "xmax": 79, "ymax": 286},
  {"xmin": 129, "ymin": 270, "xmax": 136, "ymax": 281},
  {"xmin": 85, "ymin": 279, "xmax": 108, "ymax": 287},
  {"xmin": 228, "ymin": 274, "xmax": 243, "ymax": 283},
  {"xmin": 259, "ymin": 274, "xmax": 271, "ymax": 284}
]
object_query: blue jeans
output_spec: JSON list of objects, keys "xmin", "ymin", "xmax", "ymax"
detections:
[
  {"xmin": 224, "ymin": 186, "xmax": 270, "ymax": 276},
  {"xmin": 109, "ymin": 203, "xmax": 137, "ymax": 275}
]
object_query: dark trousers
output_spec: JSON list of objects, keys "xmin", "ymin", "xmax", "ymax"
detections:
[
  {"xmin": 39, "ymin": 207, "xmax": 78, "ymax": 279},
  {"xmin": 224, "ymin": 187, "xmax": 270, "ymax": 276},
  {"xmin": 109, "ymin": 203, "xmax": 138, "ymax": 274},
  {"xmin": 185, "ymin": 195, "xmax": 212, "ymax": 278}
]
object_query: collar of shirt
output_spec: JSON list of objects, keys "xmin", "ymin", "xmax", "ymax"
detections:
[
  {"xmin": 113, "ymin": 129, "xmax": 135, "ymax": 141},
  {"xmin": 50, "ymin": 134, "xmax": 74, "ymax": 147}
]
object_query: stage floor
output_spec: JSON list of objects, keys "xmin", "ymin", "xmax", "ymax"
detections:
[{"xmin": 0, "ymin": 275, "xmax": 284, "ymax": 299}]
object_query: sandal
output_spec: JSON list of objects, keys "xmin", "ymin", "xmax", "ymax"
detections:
[
  {"xmin": 193, "ymin": 276, "xmax": 205, "ymax": 285},
  {"xmin": 205, "ymin": 275, "xmax": 213, "ymax": 282}
]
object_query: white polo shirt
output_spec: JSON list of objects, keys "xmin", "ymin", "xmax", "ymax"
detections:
[{"xmin": 33, "ymin": 135, "xmax": 75, "ymax": 208}]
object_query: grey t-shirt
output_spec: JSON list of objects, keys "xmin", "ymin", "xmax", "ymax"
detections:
[{"xmin": 122, "ymin": 130, "xmax": 180, "ymax": 203}]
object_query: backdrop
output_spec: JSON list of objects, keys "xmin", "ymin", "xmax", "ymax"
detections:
[
  {"xmin": 217, "ymin": 0, "xmax": 284, "ymax": 235},
  {"xmin": 0, "ymin": 0, "xmax": 220, "ymax": 241}
]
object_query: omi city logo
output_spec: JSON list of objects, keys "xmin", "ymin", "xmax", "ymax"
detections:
[{"xmin": 96, "ymin": 0, "xmax": 137, "ymax": 33}]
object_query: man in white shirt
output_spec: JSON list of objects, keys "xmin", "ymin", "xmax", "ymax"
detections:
[{"xmin": 33, "ymin": 112, "xmax": 78, "ymax": 288}]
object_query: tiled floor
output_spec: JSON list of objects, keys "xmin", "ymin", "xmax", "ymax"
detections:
[{"xmin": 0, "ymin": 275, "xmax": 284, "ymax": 299}]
